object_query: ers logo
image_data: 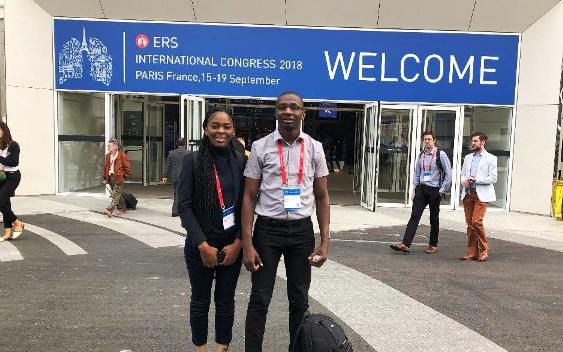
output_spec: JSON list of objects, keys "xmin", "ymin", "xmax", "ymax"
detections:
[{"xmin": 135, "ymin": 34, "xmax": 149, "ymax": 49}]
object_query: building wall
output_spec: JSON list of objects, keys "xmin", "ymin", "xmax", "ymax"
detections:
[
  {"xmin": 5, "ymin": 0, "xmax": 55, "ymax": 194},
  {"xmin": 511, "ymin": 0, "xmax": 563, "ymax": 214}
]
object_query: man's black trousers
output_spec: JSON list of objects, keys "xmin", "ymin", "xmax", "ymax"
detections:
[
  {"xmin": 402, "ymin": 184, "xmax": 441, "ymax": 247},
  {"xmin": 245, "ymin": 216, "xmax": 315, "ymax": 352}
]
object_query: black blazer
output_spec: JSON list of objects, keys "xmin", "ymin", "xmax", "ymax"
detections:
[{"xmin": 177, "ymin": 147, "xmax": 247, "ymax": 247}]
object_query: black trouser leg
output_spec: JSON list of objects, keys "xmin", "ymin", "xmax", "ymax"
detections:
[
  {"xmin": 402, "ymin": 186, "xmax": 430, "ymax": 246},
  {"xmin": 245, "ymin": 223, "xmax": 283, "ymax": 352},
  {"xmin": 428, "ymin": 189, "xmax": 441, "ymax": 246},
  {"xmin": 0, "ymin": 171, "xmax": 21, "ymax": 228},
  {"xmin": 214, "ymin": 252, "xmax": 243, "ymax": 345},
  {"xmin": 172, "ymin": 181, "xmax": 178, "ymax": 215},
  {"xmin": 284, "ymin": 221, "xmax": 315, "ymax": 352}
]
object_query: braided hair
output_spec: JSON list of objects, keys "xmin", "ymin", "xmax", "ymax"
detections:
[{"xmin": 193, "ymin": 108, "xmax": 236, "ymax": 230}]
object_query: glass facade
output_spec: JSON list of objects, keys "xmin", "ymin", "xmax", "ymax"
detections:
[
  {"xmin": 463, "ymin": 106, "xmax": 513, "ymax": 208},
  {"xmin": 58, "ymin": 92, "xmax": 105, "ymax": 193}
]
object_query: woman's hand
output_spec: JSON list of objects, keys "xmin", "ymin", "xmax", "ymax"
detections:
[
  {"xmin": 198, "ymin": 241, "xmax": 218, "ymax": 268},
  {"xmin": 221, "ymin": 239, "xmax": 242, "ymax": 266}
]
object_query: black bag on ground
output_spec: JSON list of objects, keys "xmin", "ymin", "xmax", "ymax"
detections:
[
  {"xmin": 122, "ymin": 192, "xmax": 137, "ymax": 210},
  {"xmin": 293, "ymin": 312, "xmax": 353, "ymax": 352}
]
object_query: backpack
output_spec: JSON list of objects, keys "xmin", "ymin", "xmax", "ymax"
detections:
[
  {"xmin": 292, "ymin": 312, "xmax": 353, "ymax": 352},
  {"xmin": 122, "ymin": 192, "xmax": 138, "ymax": 210},
  {"xmin": 419, "ymin": 148, "xmax": 445, "ymax": 187}
]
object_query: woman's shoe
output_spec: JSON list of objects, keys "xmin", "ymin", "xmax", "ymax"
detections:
[
  {"xmin": 12, "ymin": 222, "xmax": 25, "ymax": 239},
  {"xmin": 104, "ymin": 210, "xmax": 113, "ymax": 217}
]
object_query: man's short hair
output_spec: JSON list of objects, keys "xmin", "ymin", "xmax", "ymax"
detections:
[
  {"xmin": 176, "ymin": 138, "xmax": 186, "ymax": 147},
  {"xmin": 471, "ymin": 132, "xmax": 488, "ymax": 143},
  {"xmin": 276, "ymin": 91, "xmax": 304, "ymax": 106},
  {"xmin": 422, "ymin": 130, "xmax": 436, "ymax": 140}
]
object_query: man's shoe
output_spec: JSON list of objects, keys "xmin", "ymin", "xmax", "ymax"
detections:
[
  {"xmin": 477, "ymin": 250, "xmax": 489, "ymax": 262},
  {"xmin": 171, "ymin": 212, "xmax": 179, "ymax": 217},
  {"xmin": 390, "ymin": 243, "xmax": 410, "ymax": 253},
  {"xmin": 425, "ymin": 245, "xmax": 438, "ymax": 254},
  {"xmin": 459, "ymin": 253, "xmax": 478, "ymax": 261}
]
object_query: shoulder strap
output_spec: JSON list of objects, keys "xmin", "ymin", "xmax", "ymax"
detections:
[{"xmin": 435, "ymin": 149, "xmax": 444, "ymax": 173}]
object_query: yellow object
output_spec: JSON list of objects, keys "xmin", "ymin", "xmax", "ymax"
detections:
[{"xmin": 551, "ymin": 180, "xmax": 563, "ymax": 221}]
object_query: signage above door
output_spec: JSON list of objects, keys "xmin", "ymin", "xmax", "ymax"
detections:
[{"xmin": 54, "ymin": 18, "xmax": 520, "ymax": 105}]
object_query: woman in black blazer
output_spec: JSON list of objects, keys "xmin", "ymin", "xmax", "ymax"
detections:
[
  {"xmin": 177, "ymin": 108, "xmax": 246, "ymax": 352},
  {"xmin": 0, "ymin": 122, "xmax": 24, "ymax": 242}
]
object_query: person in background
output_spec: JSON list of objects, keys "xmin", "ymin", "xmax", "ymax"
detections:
[
  {"xmin": 162, "ymin": 138, "xmax": 190, "ymax": 217},
  {"xmin": 0, "ymin": 122, "xmax": 25, "ymax": 242},
  {"xmin": 390, "ymin": 130, "xmax": 452, "ymax": 254},
  {"xmin": 177, "ymin": 108, "xmax": 247, "ymax": 352},
  {"xmin": 102, "ymin": 139, "xmax": 131, "ymax": 217},
  {"xmin": 459, "ymin": 132, "xmax": 497, "ymax": 262}
]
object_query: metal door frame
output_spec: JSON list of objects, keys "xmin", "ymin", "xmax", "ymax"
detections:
[
  {"xmin": 144, "ymin": 102, "xmax": 165, "ymax": 185},
  {"xmin": 360, "ymin": 102, "xmax": 378, "ymax": 211},
  {"xmin": 376, "ymin": 105, "xmax": 418, "ymax": 208},
  {"xmin": 414, "ymin": 105, "xmax": 464, "ymax": 209},
  {"xmin": 181, "ymin": 95, "xmax": 206, "ymax": 152}
]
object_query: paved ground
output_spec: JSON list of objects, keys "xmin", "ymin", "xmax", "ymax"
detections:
[{"xmin": 1, "ymin": 195, "xmax": 562, "ymax": 352}]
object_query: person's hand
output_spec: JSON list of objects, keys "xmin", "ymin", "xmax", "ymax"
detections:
[
  {"xmin": 411, "ymin": 190, "xmax": 416, "ymax": 201},
  {"xmin": 198, "ymin": 242, "xmax": 218, "ymax": 268},
  {"xmin": 308, "ymin": 243, "xmax": 329, "ymax": 267},
  {"xmin": 462, "ymin": 179, "xmax": 471, "ymax": 188},
  {"xmin": 162, "ymin": 177, "xmax": 168, "ymax": 184},
  {"xmin": 103, "ymin": 180, "xmax": 107, "ymax": 185},
  {"xmin": 221, "ymin": 239, "xmax": 242, "ymax": 266},
  {"xmin": 243, "ymin": 244, "xmax": 262, "ymax": 272}
]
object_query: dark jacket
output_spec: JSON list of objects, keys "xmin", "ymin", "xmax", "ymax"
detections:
[
  {"xmin": 177, "ymin": 146, "xmax": 246, "ymax": 247},
  {"xmin": 164, "ymin": 146, "xmax": 190, "ymax": 183},
  {"xmin": 0, "ymin": 142, "xmax": 20, "ymax": 168},
  {"xmin": 103, "ymin": 151, "xmax": 131, "ymax": 185}
]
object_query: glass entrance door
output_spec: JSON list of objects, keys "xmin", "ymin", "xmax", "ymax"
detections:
[
  {"xmin": 360, "ymin": 103, "xmax": 378, "ymax": 211},
  {"xmin": 375, "ymin": 106, "xmax": 416, "ymax": 206},
  {"xmin": 145, "ymin": 103, "xmax": 164, "ymax": 185},
  {"xmin": 415, "ymin": 106, "xmax": 463, "ymax": 208},
  {"xmin": 181, "ymin": 95, "xmax": 206, "ymax": 152}
]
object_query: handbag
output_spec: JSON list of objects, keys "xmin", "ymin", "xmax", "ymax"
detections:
[{"xmin": 0, "ymin": 170, "xmax": 5, "ymax": 183}]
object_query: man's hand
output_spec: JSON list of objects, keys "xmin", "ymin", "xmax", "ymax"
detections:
[
  {"xmin": 103, "ymin": 180, "xmax": 107, "ymax": 185},
  {"xmin": 221, "ymin": 239, "xmax": 241, "ymax": 266},
  {"xmin": 198, "ymin": 242, "xmax": 218, "ymax": 268},
  {"xmin": 308, "ymin": 243, "xmax": 329, "ymax": 267},
  {"xmin": 243, "ymin": 243, "xmax": 262, "ymax": 272},
  {"xmin": 162, "ymin": 177, "xmax": 168, "ymax": 184}
]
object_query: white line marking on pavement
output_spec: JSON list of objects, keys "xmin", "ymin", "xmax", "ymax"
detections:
[
  {"xmin": 330, "ymin": 239, "xmax": 427, "ymax": 245},
  {"xmin": 26, "ymin": 224, "xmax": 87, "ymax": 256},
  {"xmin": 59, "ymin": 211, "xmax": 184, "ymax": 248},
  {"xmin": 0, "ymin": 242, "xmax": 24, "ymax": 261},
  {"xmin": 277, "ymin": 259, "xmax": 506, "ymax": 352}
]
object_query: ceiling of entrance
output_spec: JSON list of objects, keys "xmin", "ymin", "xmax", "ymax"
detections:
[{"xmin": 33, "ymin": 0, "xmax": 561, "ymax": 33}]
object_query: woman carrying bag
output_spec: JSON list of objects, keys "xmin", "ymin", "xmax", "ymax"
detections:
[
  {"xmin": 177, "ymin": 108, "xmax": 246, "ymax": 352},
  {"xmin": 0, "ymin": 122, "xmax": 25, "ymax": 242}
]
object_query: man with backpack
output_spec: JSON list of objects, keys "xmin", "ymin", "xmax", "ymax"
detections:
[{"xmin": 390, "ymin": 130, "xmax": 452, "ymax": 254}]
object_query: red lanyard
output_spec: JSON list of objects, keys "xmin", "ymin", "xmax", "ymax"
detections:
[
  {"xmin": 421, "ymin": 148, "xmax": 436, "ymax": 172},
  {"xmin": 213, "ymin": 164, "xmax": 226, "ymax": 210},
  {"xmin": 278, "ymin": 139, "xmax": 305, "ymax": 186}
]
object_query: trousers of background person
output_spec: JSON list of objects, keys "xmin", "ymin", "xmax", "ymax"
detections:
[
  {"xmin": 185, "ymin": 244, "xmax": 242, "ymax": 346},
  {"xmin": 402, "ymin": 184, "xmax": 441, "ymax": 246},
  {"xmin": 245, "ymin": 216, "xmax": 315, "ymax": 352},
  {"xmin": 172, "ymin": 181, "xmax": 179, "ymax": 215},
  {"xmin": 0, "ymin": 171, "xmax": 21, "ymax": 228},
  {"xmin": 107, "ymin": 174, "xmax": 126, "ymax": 212}
]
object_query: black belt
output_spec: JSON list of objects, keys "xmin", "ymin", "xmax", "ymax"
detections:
[
  {"xmin": 256, "ymin": 215, "xmax": 311, "ymax": 227},
  {"xmin": 417, "ymin": 184, "xmax": 439, "ymax": 190},
  {"xmin": 3, "ymin": 170, "xmax": 19, "ymax": 175}
]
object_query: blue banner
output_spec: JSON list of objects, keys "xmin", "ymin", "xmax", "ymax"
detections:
[{"xmin": 54, "ymin": 18, "xmax": 520, "ymax": 105}]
